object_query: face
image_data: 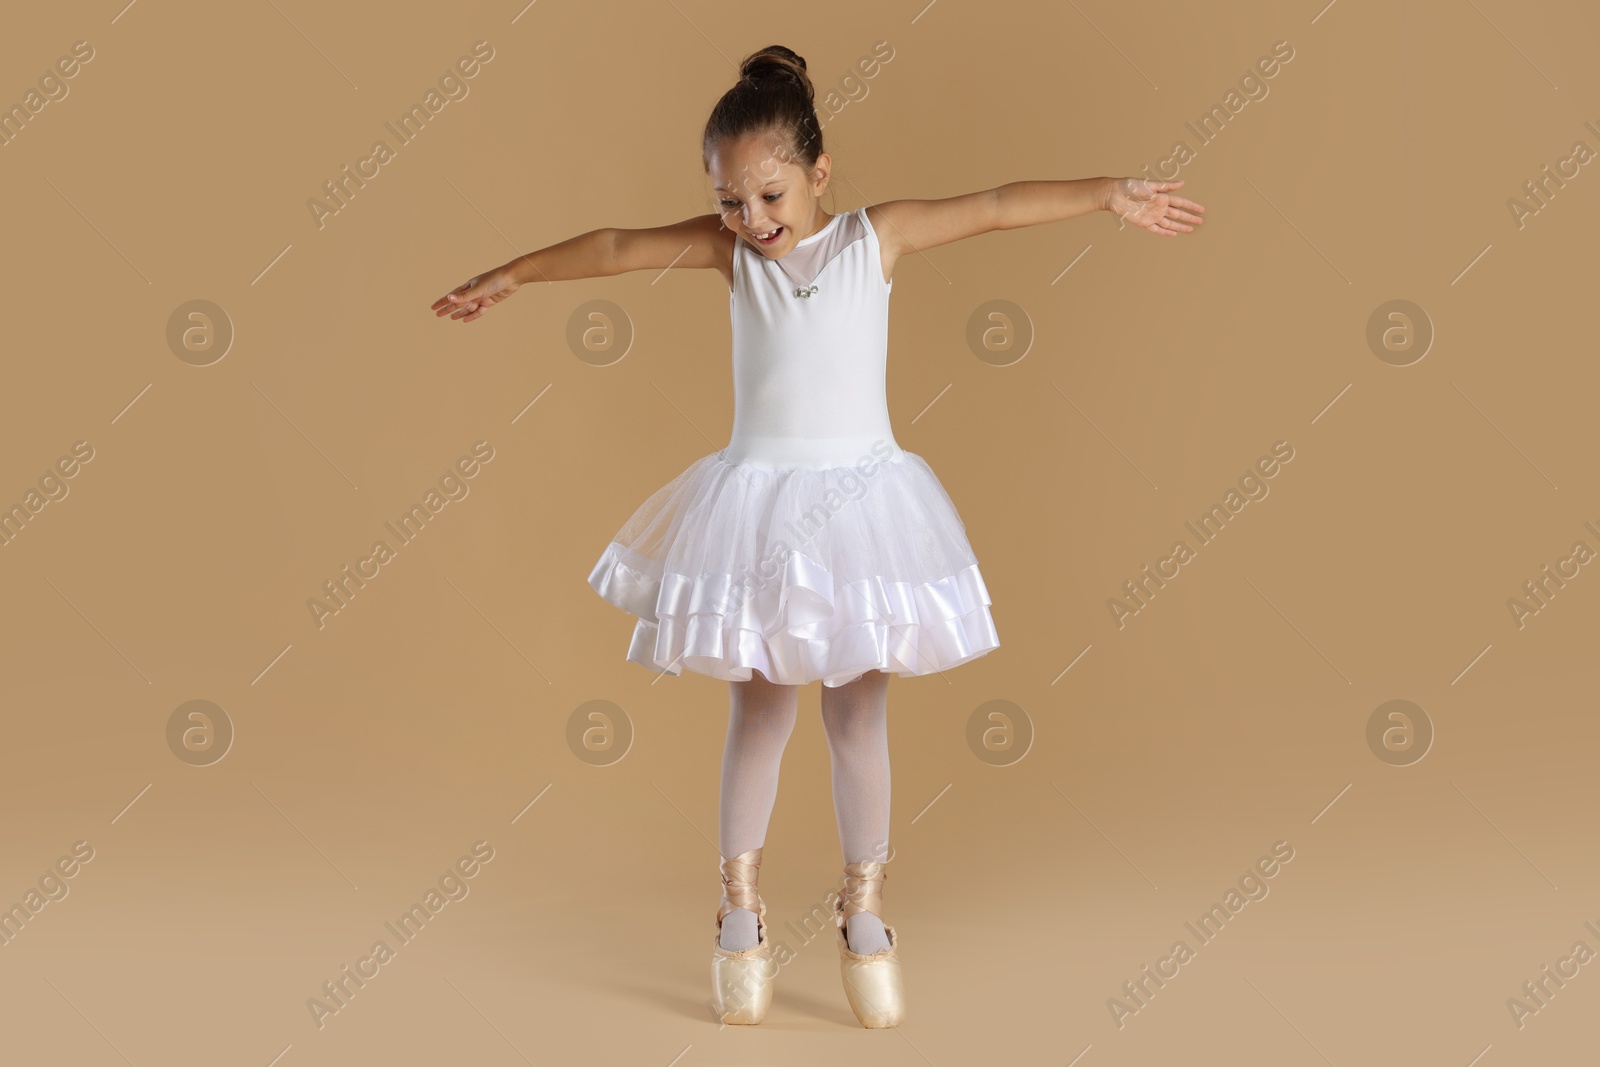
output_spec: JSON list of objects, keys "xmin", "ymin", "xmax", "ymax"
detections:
[{"xmin": 708, "ymin": 132, "xmax": 831, "ymax": 258}]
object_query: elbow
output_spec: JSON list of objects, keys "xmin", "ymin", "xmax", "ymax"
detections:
[
  {"xmin": 595, "ymin": 227, "xmax": 620, "ymax": 278},
  {"xmin": 989, "ymin": 186, "xmax": 1009, "ymax": 231}
]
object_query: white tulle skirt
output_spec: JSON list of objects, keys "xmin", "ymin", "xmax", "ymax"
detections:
[{"xmin": 586, "ymin": 447, "xmax": 1000, "ymax": 687}]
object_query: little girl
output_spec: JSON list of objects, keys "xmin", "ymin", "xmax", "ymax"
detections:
[{"xmin": 432, "ymin": 44, "xmax": 1203, "ymax": 1029}]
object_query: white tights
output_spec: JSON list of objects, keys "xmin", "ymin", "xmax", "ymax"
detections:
[{"xmin": 718, "ymin": 668, "xmax": 892, "ymax": 954}]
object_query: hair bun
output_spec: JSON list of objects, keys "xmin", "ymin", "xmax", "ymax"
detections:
[
  {"xmin": 740, "ymin": 45, "xmax": 811, "ymax": 99},
  {"xmin": 704, "ymin": 44, "xmax": 825, "ymax": 176}
]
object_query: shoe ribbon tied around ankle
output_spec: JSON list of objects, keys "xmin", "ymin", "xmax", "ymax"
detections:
[
  {"xmin": 836, "ymin": 860, "xmax": 887, "ymax": 925},
  {"xmin": 717, "ymin": 847, "xmax": 764, "ymax": 924}
]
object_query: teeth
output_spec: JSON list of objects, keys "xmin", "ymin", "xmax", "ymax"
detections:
[{"xmin": 754, "ymin": 228, "xmax": 780, "ymax": 239}]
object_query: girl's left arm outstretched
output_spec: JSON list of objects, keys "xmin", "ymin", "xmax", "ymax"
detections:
[{"xmin": 869, "ymin": 177, "xmax": 1205, "ymax": 275}]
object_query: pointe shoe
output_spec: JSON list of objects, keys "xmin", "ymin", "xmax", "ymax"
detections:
[
  {"xmin": 710, "ymin": 847, "xmax": 776, "ymax": 1025},
  {"xmin": 833, "ymin": 859, "xmax": 905, "ymax": 1028}
]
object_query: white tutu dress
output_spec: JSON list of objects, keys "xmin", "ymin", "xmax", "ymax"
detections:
[{"xmin": 587, "ymin": 206, "xmax": 999, "ymax": 687}]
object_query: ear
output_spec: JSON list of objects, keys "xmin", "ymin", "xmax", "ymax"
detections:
[{"xmin": 810, "ymin": 153, "xmax": 832, "ymax": 193}]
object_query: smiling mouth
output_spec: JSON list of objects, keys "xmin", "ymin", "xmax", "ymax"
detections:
[{"xmin": 750, "ymin": 226, "xmax": 783, "ymax": 245}]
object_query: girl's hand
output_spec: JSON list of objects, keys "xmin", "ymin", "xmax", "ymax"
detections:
[
  {"xmin": 1106, "ymin": 178, "xmax": 1206, "ymax": 236},
  {"xmin": 431, "ymin": 264, "xmax": 521, "ymax": 322}
]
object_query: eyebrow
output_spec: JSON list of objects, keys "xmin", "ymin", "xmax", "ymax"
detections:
[{"xmin": 714, "ymin": 180, "xmax": 787, "ymax": 193}]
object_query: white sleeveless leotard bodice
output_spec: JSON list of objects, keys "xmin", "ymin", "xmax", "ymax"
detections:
[{"xmin": 722, "ymin": 207, "xmax": 901, "ymax": 470}]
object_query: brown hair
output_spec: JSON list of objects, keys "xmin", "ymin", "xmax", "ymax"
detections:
[{"xmin": 702, "ymin": 45, "xmax": 823, "ymax": 192}]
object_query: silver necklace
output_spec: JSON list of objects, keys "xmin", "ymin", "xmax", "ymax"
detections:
[
  {"xmin": 773, "ymin": 215, "xmax": 834, "ymax": 297},
  {"xmin": 770, "ymin": 253, "xmax": 818, "ymax": 299}
]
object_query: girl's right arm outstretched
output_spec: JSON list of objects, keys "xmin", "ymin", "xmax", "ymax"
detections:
[{"xmin": 430, "ymin": 213, "xmax": 729, "ymax": 323}]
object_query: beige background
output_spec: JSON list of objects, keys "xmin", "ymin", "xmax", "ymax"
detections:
[{"xmin": 2, "ymin": 0, "xmax": 1596, "ymax": 1063}]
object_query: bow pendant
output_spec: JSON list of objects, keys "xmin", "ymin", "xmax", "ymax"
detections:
[{"xmin": 793, "ymin": 284, "xmax": 819, "ymax": 299}]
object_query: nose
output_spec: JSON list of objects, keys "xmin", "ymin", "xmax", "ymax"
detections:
[{"xmin": 736, "ymin": 207, "xmax": 770, "ymax": 233}]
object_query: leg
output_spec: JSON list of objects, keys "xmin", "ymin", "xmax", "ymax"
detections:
[
  {"xmin": 718, "ymin": 668, "xmax": 799, "ymax": 950},
  {"xmin": 820, "ymin": 669, "xmax": 892, "ymax": 955}
]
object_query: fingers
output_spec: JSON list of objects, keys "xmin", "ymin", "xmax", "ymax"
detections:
[
  {"xmin": 432, "ymin": 295, "xmax": 476, "ymax": 318},
  {"xmin": 448, "ymin": 298, "xmax": 486, "ymax": 321},
  {"xmin": 430, "ymin": 291, "xmax": 477, "ymax": 319},
  {"xmin": 449, "ymin": 282, "xmax": 481, "ymax": 306},
  {"xmin": 431, "ymin": 280, "xmax": 484, "ymax": 317},
  {"xmin": 1138, "ymin": 211, "xmax": 1191, "ymax": 234},
  {"xmin": 451, "ymin": 289, "xmax": 504, "ymax": 321}
]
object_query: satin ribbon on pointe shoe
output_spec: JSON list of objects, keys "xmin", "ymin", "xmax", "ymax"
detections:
[
  {"xmin": 711, "ymin": 847, "xmax": 775, "ymax": 1025},
  {"xmin": 834, "ymin": 859, "xmax": 906, "ymax": 1028},
  {"xmin": 837, "ymin": 860, "xmax": 887, "ymax": 923},
  {"xmin": 717, "ymin": 847, "xmax": 764, "ymax": 926}
]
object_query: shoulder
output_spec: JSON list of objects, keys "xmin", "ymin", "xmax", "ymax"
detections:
[
  {"xmin": 684, "ymin": 212, "xmax": 738, "ymax": 269},
  {"xmin": 862, "ymin": 202, "xmax": 930, "ymax": 261},
  {"xmin": 859, "ymin": 204, "xmax": 904, "ymax": 286},
  {"xmin": 860, "ymin": 204, "xmax": 899, "ymax": 257}
]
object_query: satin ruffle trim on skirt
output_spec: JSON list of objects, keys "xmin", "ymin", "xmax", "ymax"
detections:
[{"xmin": 587, "ymin": 540, "xmax": 1000, "ymax": 687}]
